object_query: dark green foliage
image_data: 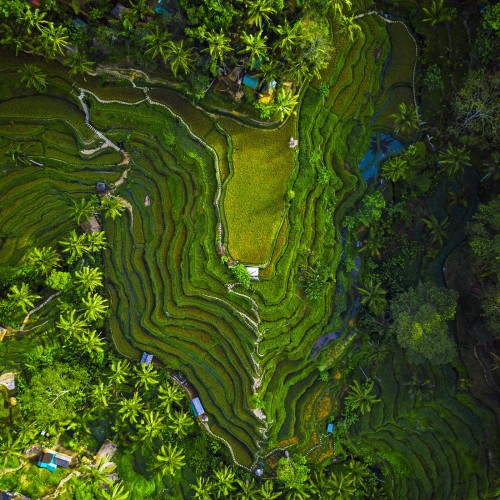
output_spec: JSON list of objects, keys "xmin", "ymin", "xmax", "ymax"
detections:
[{"xmin": 390, "ymin": 282, "xmax": 458, "ymax": 364}]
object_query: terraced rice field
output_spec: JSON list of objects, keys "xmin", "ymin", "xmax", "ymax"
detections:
[{"xmin": 3, "ymin": 15, "xmax": 491, "ymax": 491}]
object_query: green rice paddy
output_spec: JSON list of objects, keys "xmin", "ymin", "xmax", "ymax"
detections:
[{"xmin": 0, "ymin": 12, "xmax": 495, "ymax": 494}]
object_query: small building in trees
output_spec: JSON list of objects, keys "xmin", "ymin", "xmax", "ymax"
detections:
[
  {"xmin": 110, "ymin": 3, "xmax": 127, "ymax": 19},
  {"xmin": 81, "ymin": 216, "xmax": 101, "ymax": 234},
  {"xmin": 246, "ymin": 267, "xmax": 259, "ymax": 281},
  {"xmin": 242, "ymin": 75, "xmax": 259, "ymax": 90},
  {"xmin": 140, "ymin": 352, "xmax": 154, "ymax": 366},
  {"xmin": 0, "ymin": 372, "xmax": 15, "ymax": 392},
  {"xmin": 37, "ymin": 450, "xmax": 73, "ymax": 472},
  {"xmin": 190, "ymin": 397, "xmax": 205, "ymax": 417},
  {"xmin": 95, "ymin": 440, "xmax": 117, "ymax": 462},
  {"xmin": 96, "ymin": 182, "xmax": 106, "ymax": 195},
  {"xmin": 327, "ymin": 423, "xmax": 335, "ymax": 434}
]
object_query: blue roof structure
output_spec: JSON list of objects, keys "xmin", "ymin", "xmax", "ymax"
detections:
[
  {"xmin": 327, "ymin": 423, "xmax": 334, "ymax": 434},
  {"xmin": 38, "ymin": 452, "xmax": 57, "ymax": 472},
  {"xmin": 242, "ymin": 75, "xmax": 259, "ymax": 90},
  {"xmin": 190, "ymin": 397, "xmax": 205, "ymax": 416}
]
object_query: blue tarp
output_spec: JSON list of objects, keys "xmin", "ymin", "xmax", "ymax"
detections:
[{"xmin": 242, "ymin": 75, "xmax": 259, "ymax": 89}]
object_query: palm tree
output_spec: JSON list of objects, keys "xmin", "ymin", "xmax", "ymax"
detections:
[
  {"xmin": 101, "ymin": 195, "xmax": 126, "ymax": 220},
  {"xmin": 56, "ymin": 309, "xmax": 88, "ymax": 338},
  {"xmin": 22, "ymin": 5, "xmax": 48, "ymax": 35},
  {"xmin": 134, "ymin": 363, "xmax": 159, "ymax": 392},
  {"xmin": 447, "ymin": 187, "xmax": 468, "ymax": 211},
  {"xmin": 344, "ymin": 379, "xmax": 380, "ymax": 415},
  {"xmin": 422, "ymin": 0, "xmax": 454, "ymax": 26},
  {"xmin": 272, "ymin": 20, "xmax": 302, "ymax": 57},
  {"xmin": 204, "ymin": 30, "xmax": 232, "ymax": 74},
  {"xmin": 438, "ymin": 143, "xmax": 471, "ymax": 178},
  {"xmin": 99, "ymin": 481, "xmax": 131, "ymax": 500},
  {"xmin": 7, "ymin": 283, "xmax": 40, "ymax": 314},
  {"xmin": 213, "ymin": 466, "xmax": 237, "ymax": 497},
  {"xmin": 5, "ymin": 144, "xmax": 32, "ymax": 166},
  {"xmin": 359, "ymin": 225, "xmax": 383, "ymax": 260},
  {"xmin": 328, "ymin": 0, "xmax": 353, "ymax": 16},
  {"xmin": 86, "ymin": 231, "xmax": 107, "ymax": 253},
  {"xmin": 71, "ymin": 197, "xmax": 98, "ymax": 225},
  {"xmin": 258, "ymin": 481, "xmax": 281, "ymax": 499},
  {"xmin": 79, "ymin": 329, "xmax": 106, "ymax": 359},
  {"xmin": 75, "ymin": 266, "xmax": 103, "ymax": 293},
  {"xmin": 166, "ymin": 40, "xmax": 195, "ymax": 78},
  {"xmin": 381, "ymin": 155, "xmax": 409, "ymax": 183},
  {"xmin": 245, "ymin": 0, "xmax": 276, "ymax": 29},
  {"xmin": 37, "ymin": 22, "xmax": 69, "ymax": 58},
  {"xmin": 236, "ymin": 478, "xmax": 261, "ymax": 499},
  {"xmin": 59, "ymin": 230, "xmax": 90, "ymax": 263},
  {"xmin": 110, "ymin": 358, "xmax": 132, "ymax": 387},
  {"xmin": 17, "ymin": 64, "xmax": 47, "ymax": 92},
  {"xmin": 118, "ymin": 391, "xmax": 143, "ymax": 424},
  {"xmin": 125, "ymin": 0, "xmax": 153, "ymax": 24},
  {"xmin": 284, "ymin": 58, "xmax": 310, "ymax": 85},
  {"xmin": 154, "ymin": 443, "xmax": 185, "ymax": 478},
  {"xmin": 422, "ymin": 214, "xmax": 449, "ymax": 248},
  {"xmin": 144, "ymin": 25, "xmax": 172, "ymax": 63},
  {"xmin": 81, "ymin": 292, "xmax": 108, "ymax": 321},
  {"xmin": 390, "ymin": 102, "xmax": 419, "ymax": 137},
  {"xmin": 138, "ymin": 410, "xmax": 166, "ymax": 444},
  {"xmin": 239, "ymin": 31, "xmax": 268, "ymax": 69},
  {"xmin": 357, "ymin": 278, "xmax": 387, "ymax": 316},
  {"xmin": 24, "ymin": 246, "xmax": 59, "ymax": 275},
  {"xmin": 91, "ymin": 381, "xmax": 111, "ymax": 407},
  {"xmin": 168, "ymin": 411, "xmax": 194, "ymax": 438},
  {"xmin": 325, "ymin": 472, "xmax": 357, "ymax": 499},
  {"xmin": 0, "ymin": 434, "xmax": 25, "ymax": 469},
  {"xmin": 63, "ymin": 49, "xmax": 94, "ymax": 78},
  {"xmin": 346, "ymin": 459, "xmax": 369, "ymax": 490},
  {"xmin": 190, "ymin": 476, "xmax": 216, "ymax": 500},
  {"xmin": 338, "ymin": 14, "xmax": 361, "ymax": 41},
  {"xmin": 272, "ymin": 88, "xmax": 298, "ymax": 122},
  {"xmin": 158, "ymin": 382, "xmax": 184, "ymax": 413}
]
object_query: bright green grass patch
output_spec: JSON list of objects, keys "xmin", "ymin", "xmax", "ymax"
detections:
[{"xmin": 220, "ymin": 118, "xmax": 296, "ymax": 264}]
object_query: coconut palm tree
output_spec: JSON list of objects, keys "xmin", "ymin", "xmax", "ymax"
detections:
[
  {"xmin": 7, "ymin": 283, "xmax": 40, "ymax": 314},
  {"xmin": 71, "ymin": 197, "xmax": 98, "ymax": 225},
  {"xmin": 239, "ymin": 30, "xmax": 268, "ymax": 69},
  {"xmin": 24, "ymin": 246, "xmax": 59, "ymax": 276},
  {"xmin": 344, "ymin": 379, "xmax": 380, "ymax": 415},
  {"xmin": 325, "ymin": 472, "xmax": 356, "ymax": 499},
  {"xmin": 56, "ymin": 309, "xmax": 88, "ymax": 338},
  {"xmin": 91, "ymin": 381, "xmax": 111, "ymax": 407},
  {"xmin": 134, "ymin": 363, "xmax": 159, "ymax": 392},
  {"xmin": 245, "ymin": 0, "xmax": 276, "ymax": 29},
  {"xmin": 125, "ymin": 0, "xmax": 153, "ymax": 25},
  {"xmin": 168, "ymin": 411, "xmax": 194, "ymax": 438},
  {"xmin": 166, "ymin": 40, "xmax": 195, "ymax": 78},
  {"xmin": 272, "ymin": 20, "xmax": 302, "ymax": 57},
  {"xmin": 63, "ymin": 49, "xmax": 94, "ymax": 78},
  {"xmin": 422, "ymin": 214, "xmax": 449, "ymax": 248},
  {"xmin": 422, "ymin": 0, "xmax": 454, "ymax": 26},
  {"xmin": 22, "ymin": 6, "xmax": 48, "ymax": 35},
  {"xmin": 190, "ymin": 476, "xmax": 216, "ymax": 500},
  {"xmin": 143, "ymin": 25, "xmax": 172, "ymax": 63},
  {"xmin": 17, "ymin": 64, "xmax": 47, "ymax": 92},
  {"xmin": 258, "ymin": 481, "xmax": 281, "ymax": 499},
  {"xmin": 0, "ymin": 433, "xmax": 25, "ymax": 468},
  {"xmin": 381, "ymin": 155, "xmax": 409, "ymax": 183},
  {"xmin": 4, "ymin": 144, "xmax": 32, "ymax": 167},
  {"xmin": 213, "ymin": 466, "xmax": 237, "ymax": 497},
  {"xmin": 338, "ymin": 14, "xmax": 361, "ymax": 41},
  {"xmin": 447, "ymin": 187, "xmax": 468, "ymax": 211},
  {"xmin": 75, "ymin": 266, "xmax": 103, "ymax": 293},
  {"xmin": 110, "ymin": 358, "xmax": 132, "ymax": 388},
  {"xmin": 357, "ymin": 278, "xmax": 387, "ymax": 316},
  {"xmin": 284, "ymin": 58, "xmax": 310, "ymax": 85},
  {"xmin": 438, "ymin": 143, "xmax": 471, "ymax": 178},
  {"xmin": 86, "ymin": 231, "xmax": 107, "ymax": 253},
  {"xmin": 158, "ymin": 382, "xmax": 184, "ymax": 413},
  {"xmin": 100, "ymin": 195, "xmax": 126, "ymax": 220},
  {"xmin": 204, "ymin": 30, "xmax": 232, "ymax": 69},
  {"xmin": 118, "ymin": 391, "xmax": 143, "ymax": 424},
  {"xmin": 37, "ymin": 22, "xmax": 69, "ymax": 58},
  {"xmin": 79, "ymin": 329, "xmax": 106, "ymax": 359},
  {"xmin": 273, "ymin": 88, "xmax": 299, "ymax": 121},
  {"xmin": 81, "ymin": 292, "xmax": 108, "ymax": 322},
  {"xmin": 390, "ymin": 102, "xmax": 419, "ymax": 137},
  {"xmin": 359, "ymin": 226, "xmax": 384, "ymax": 260},
  {"xmin": 100, "ymin": 481, "xmax": 131, "ymax": 500},
  {"xmin": 154, "ymin": 443, "xmax": 185, "ymax": 478},
  {"xmin": 137, "ymin": 410, "xmax": 166, "ymax": 445},
  {"xmin": 59, "ymin": 230, "xmax": 90, "ymax": 263},
  {"xmin": 236, "ymin": 478, "xmax": 261, "ymax": 499},
  {"xmin": 328, "ymin": 0, "xmax": 353, "ymax": 16}
]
